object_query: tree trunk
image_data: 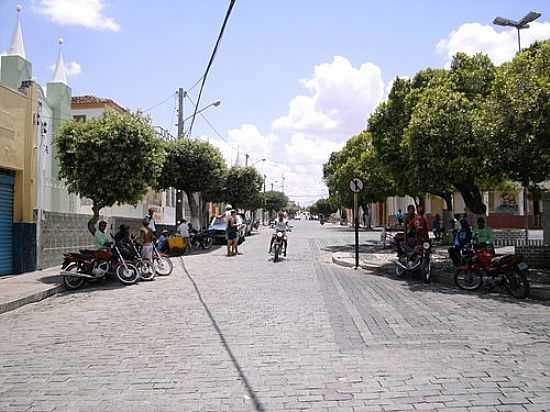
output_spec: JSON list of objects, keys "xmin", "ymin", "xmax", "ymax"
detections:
[
  {"xmin": 186, "ymin": 191, "xmax": 200, "ymax": 230},
  {"xmin": 87, "ymin": 203, "xmax": 103, "ymax": 236},
  {"xmin": 199, "ymin": 192, "xmax": 209, "ymax": 230},
  {"xmin": 454, "ymin": 182, "xmax": 486, "ymax": 215}
]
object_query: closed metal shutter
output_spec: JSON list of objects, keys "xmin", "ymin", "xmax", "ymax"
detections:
[{"xmin": 0, "ymin": 172, "xmax": 14, "ymax": 275}]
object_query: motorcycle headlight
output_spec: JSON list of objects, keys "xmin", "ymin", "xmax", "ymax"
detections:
[
  {"xmin": 277, "ymin": 232, "xmax": 283, "ymax": 238},
  {"xmin": 423, "ymin": 242, "xmax": 430, "ymax": 250}
]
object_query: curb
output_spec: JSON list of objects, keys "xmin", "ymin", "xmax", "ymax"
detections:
[
  {"xmin": 0, "ymin": 283, "xmax": 65, "ymax": 315},
  {"xmin": 331, "ymin": 253, "xmax": 550, "ymax": 301}
]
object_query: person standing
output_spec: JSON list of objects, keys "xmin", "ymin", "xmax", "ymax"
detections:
[
  {"xmin": 432, "ymin": 214, "xmax": 442, "ymax": 241},
  {"xmin": 177, "ymin": 219, "xmax": 190, "ymax": 250},
  {"xmin": 145, "ymin": 208, "xmax": 157, "ymax": 235},
  {"xmin": 95, "ymin": 221, "xmax": 109, "ymax": 249},
  {"xmin": 226, "ymin": 210, "xmax": 239, "ymax": 256},
  {"xmin": 396, "ymin": 209, "xmax": 404, "ymax": 227},
  {"xmin": 140, "ymin": 217, "xmax": 154, "ymax": 261}
]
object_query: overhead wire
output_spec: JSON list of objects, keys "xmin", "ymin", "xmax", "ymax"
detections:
[
  {"xmin": 142, "ymin": 92, "xmax": 177, "ymax": 113},
  {"xmin": 187, "ymin": 0, "xmax": 236, "ymax": 138}
]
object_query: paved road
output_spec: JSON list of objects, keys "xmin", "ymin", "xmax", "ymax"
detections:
[{"xmin": 1, "ymin": 221, "xmax": 549, "ymax": 412}]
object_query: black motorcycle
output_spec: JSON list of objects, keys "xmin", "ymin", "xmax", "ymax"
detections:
[
  {"xmin": 189, "ymin": 229, "xmax": 214, "ymax": 250},
  {"xmin": 394, "ymin": 234, "xmax": 432, "ymax": 283}
]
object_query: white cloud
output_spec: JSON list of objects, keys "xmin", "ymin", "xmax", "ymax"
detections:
[
  {"xmin": 33, "ymin": 0, "xmax": 120, "ymax": 32},
  {"xmin": 273, "ymin": 56, "xmax": 385, "ymax": 138},
  {"xmin": 437, "ymin": 21, "xmax": 550, "ymax": 66},
  {"xmin": 285, "ymin": 133, "xmax": 343, "ymax": 165},
  {"xmin": 48, "ymin": 61, "xmax": 81, "ymax": 77},
  {"xmin": 208, "ymin": 124, "xmax": 277, "ymax": 167}
]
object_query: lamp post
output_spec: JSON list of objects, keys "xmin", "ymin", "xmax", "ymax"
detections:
[
  {"xmin": 493, "ymin": 11, "xmax": 542, "ymax": 52},
  {"xmin": 175, "ymin": 93, "xmax": 222, "ymax": 226},
  {"xmin": 493, "ymin": 10, "xmax": 542, "ymax": 241}
]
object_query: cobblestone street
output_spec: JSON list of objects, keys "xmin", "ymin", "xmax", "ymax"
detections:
[{"xmin": 1, "ymin": 221, "xmax": 549, "ymax": 412}]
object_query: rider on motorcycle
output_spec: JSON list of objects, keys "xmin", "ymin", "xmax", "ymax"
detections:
[
  {"xmin": 269, "ymin": 212, "xmax": 289, "ymax": 256},
  {"xmin": 473, "ymin": 217, "xmax": 494, "ymax": 249}
]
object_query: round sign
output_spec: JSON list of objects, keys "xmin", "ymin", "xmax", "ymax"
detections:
[{"xmin": 349, "ymin": 178, "xmax": 363, "ymax": 193}]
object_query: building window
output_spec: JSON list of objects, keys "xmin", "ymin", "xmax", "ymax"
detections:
[{"xmin": 73, "ymin": 115, "xmax": 86, "ymax": 122}]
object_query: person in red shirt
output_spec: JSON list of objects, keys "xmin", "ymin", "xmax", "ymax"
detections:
[{"xmin": 409, "ymin": 205, "xmax": 429, "ymax": 244}]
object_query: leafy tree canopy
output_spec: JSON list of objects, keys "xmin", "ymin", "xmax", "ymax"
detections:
[
  {"xmin": 477, "ymin": 40, "xmax": 550, "ymax": 188},
  {"xmin": 56, "ymin": 111, "xmax": 165, "ymax": 234},
  {"xmin": 309, "ymin": 198, "xmax": 336, "ymax": 217},
  {"xmin": 264, "ymin": 191, "xmax": 289, "ymax": 213},
  {"xmin": 221, "ymin": 166, "xmax": 264, "ymax": 210},
  {"xmin": 157, "ymin": 138, "xmax": 226, "ymax": 195}
]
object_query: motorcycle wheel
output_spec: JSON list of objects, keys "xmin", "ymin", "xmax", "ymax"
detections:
[
  {"xmin": 137, "ymin": 260, "xmax": 156, "ymax": 281},
  {"xmin": 394, "ymin": 259, "xmax": 406, "ymax": 278},
  {"xmin": 454, "ymin": 269, "xmax": 483, "ymax": 291},
  {"xmin": 63, "ymin": 263, "xmax": 86, "ymax": 290},
  {"xmin": 423, "ymin": 259, "xmax": 432, "ymax": 284},
  {"xmin": 154, "ymin": 257, "xmax": 173, "ymax": 276},
  {"xmin": 202, "ymin": 236, "xmax": 213, "ymax": 250},
  {"xmin": 115, "ymin": 264, "xmax": 139, "ymax": 285},
  {"xmin": 274, "ymin": 244, "xmax": 280, "ymax": 262},
  {"xmin": 504, "ymin": 269, "xmax": 530, "ymax": 299}
]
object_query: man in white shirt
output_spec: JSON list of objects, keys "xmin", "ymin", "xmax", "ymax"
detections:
[
  {"xmin": 177, "ymin": 218, "xmax": 190, "ymax": 250},
  {"xmin": 146, "ymin": 208, "xmax": 157, "ymax": 234},
  {"xmin": 269, "ymin": 212, "xmax": 289, "ymax": 256}
]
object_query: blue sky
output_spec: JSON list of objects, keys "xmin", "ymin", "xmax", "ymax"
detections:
[{"xmin": 1, "ymin": 1, "xmax": 549, "ymax": 205}]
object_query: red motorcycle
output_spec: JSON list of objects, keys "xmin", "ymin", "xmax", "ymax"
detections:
[
  {"xmin": 60, "ymin": 242, "xmax": 139, "ymax": 290},
  {"xmin": 454, "ymin": 244, "xmax": 530, "ymax": 299}
]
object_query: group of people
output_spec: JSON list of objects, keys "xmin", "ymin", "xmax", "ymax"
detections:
[{"xmin": 93, "ymin": 208, "xmax": 161, "ymax": 261}]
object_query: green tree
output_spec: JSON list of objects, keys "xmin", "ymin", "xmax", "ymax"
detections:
[
  {"xmin": 157, "ymin": 138, "xmax": 226, "ymax": 227},
  {"xmin": 368, "ymin": 71, "xmax": 454, "ymax": 208},
  {"xmin": 221, "ymin": 166, "xmax": 264, "ymax": 210},
  {"xmin": 405, "ymin": 53, "xmax": 498, "ymax": 214},
  {"xmin": 56, "ymin": 111, "xmax": 165, "ymax": 235},
  {"xmin": 264, "ymin": 191, "xmax": 289, "ymax": 216},
  {"xmin": 323, "ymin": 132, "xmax": 392, "ymax": 216},
  {"xmin": 478, "ymin": 40, "xmax": 550, "ymax": 190},
  {"xmin": 310, "ymin": 198, "xmax": 336, "ymax": 217}
]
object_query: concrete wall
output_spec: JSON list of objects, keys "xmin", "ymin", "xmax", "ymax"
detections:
[{"xmin": 516, "ymin": 245, "xmax": 550, "ymax": 268}]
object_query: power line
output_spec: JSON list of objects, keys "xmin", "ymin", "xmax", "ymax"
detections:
[
  {"xmin": 188, "ymin": 0, "xmax": 237, "ymax": 137},
  {"xmin": 142, "ymin": 92, "xmax": 177, "ymax": 113}
]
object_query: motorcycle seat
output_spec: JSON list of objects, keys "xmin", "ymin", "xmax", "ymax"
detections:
[
  {"xmin": 491, "ymin": 255, "xmax": 514, "ymax": 266},
  {"xmin": 79, "ymin": 249, "xmax": 97, "ymax": 256}
]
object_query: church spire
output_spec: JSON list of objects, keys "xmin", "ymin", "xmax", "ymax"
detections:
[
  {"xmin": 7, "ymin": 4, "xmax": 26, "ymax": 58},
  {"xmin": 51, "ymin": 38, "xmax": 68, "ymax": 85}
]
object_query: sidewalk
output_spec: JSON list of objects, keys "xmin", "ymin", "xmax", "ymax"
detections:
[
  {"xmin": 332, "ymin": 247, "xmax": 550, "ymax": 300},
  {"xmin": 0, "ymin": 266, "xmax": 63, "ymax": 314}
]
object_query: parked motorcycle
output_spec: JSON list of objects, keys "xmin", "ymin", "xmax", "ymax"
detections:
[
  {"xmin": 189, "ymin": 229, "xmax": 214, "ymax": 250},
  {"xmin": 127, "ymin": 236, "xmax": 156, "ymax": 281},
  {"xmin": 394, "ymin": 233, "xmax": 432, "ymax": 283},
  {"xmin": 152, "ymin": 242, "xmax": 173, "ymax": 276},
  {"xmin": 270, "ymin": 231, "xmax": 287, "ymax": 262},
  {"xmin": 453, "ymin": 244, "xmax": 530, "ymax": 299},
  {"xmin": 61, "ymin": 241, "xmax": 139, "ymax": 290}
]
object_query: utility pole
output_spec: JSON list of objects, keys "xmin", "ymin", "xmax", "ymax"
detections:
[
  {"xmin": 282, "ymin": 176, "xmax": 285, "ymax": 194},
  {"xmin": 271, "ymin": 182, "xmax": 274, "ymax": 192},
  {"xmin": 262, "ymin": 175, "xmax": 267, "ymax": 225},
  {"xmin": 245, "ymin": 153, "xmax": 249, "ymax": 167},
  {"xmin": 175, "ymin": 88, "xmax": 185, "ymax": 227}
]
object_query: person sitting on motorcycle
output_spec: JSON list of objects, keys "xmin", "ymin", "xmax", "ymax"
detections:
[
  {"xmin": 448, "ymin": 218, "xmax": 473, "ymax": 265},
  {"xmin": 473, "ymin": 217, "xmax": 495, "ymax": 251},
  {"xmin": 269, "ymin": 212, "xmax": 288, "ymax": 256},
  {"xmin": 156, "ymin": 229, "xmax": 170, "ymax": 253},
  {"xmin": 114, "ymin": 224, "xmax": 133, "ymax": 259},
  {"xmin": 410, "ymin": 205, "xmax": 429, "ymax": 245},
  {"xmin": 95, "ymin": 221, "xmax": 109, "ymax": 250}
]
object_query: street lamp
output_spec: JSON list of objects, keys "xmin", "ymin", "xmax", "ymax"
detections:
[
  {"xmin": 252, "ymin": 158, "xmax": 266, "ymax": 166},
  {"xmin": 182, "ymin": 100, "xmax": 221, "ymax": 124},
  {"xmin": 493, "ymin": 11, "xmax": 542, "ymax": 51}
]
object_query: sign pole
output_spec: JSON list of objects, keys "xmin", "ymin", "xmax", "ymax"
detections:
[
  {"xmin": 354, "ymin": 192, "xmax": 359, "ymax": 269},
  {"xmin": 349, "ymin": 178, "xmax": 363, "ymax": 270}
]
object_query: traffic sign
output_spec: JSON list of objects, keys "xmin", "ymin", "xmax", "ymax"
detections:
[{"xmin": 349, "ymin": 178, "xmax": 363, "ymax": 193}]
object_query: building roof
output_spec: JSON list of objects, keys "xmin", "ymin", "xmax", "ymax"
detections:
[{"xmin": 71, "ymin": 95, "xmax": 127, "ymax": 113}]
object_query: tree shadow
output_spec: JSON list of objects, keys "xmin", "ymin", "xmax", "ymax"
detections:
[{"xmin": 365, "ymin": 260, "xmax": 550, "ymax": 306}]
